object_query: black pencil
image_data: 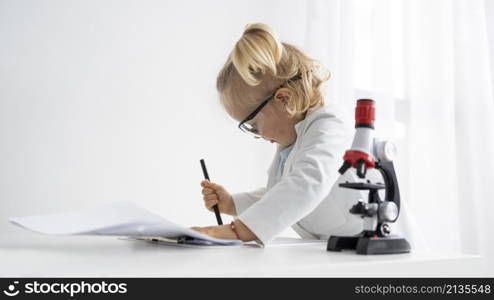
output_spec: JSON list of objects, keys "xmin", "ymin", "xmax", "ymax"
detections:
[{"xmin": 200, "ymin": 159, "xmax": 223, "ymax": 225}]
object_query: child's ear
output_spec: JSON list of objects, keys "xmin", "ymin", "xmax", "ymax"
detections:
[{"xmin": 274, "ymin": 88, "xmax": 292, "ymax": 105}]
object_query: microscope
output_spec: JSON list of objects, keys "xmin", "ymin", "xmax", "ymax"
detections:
[{"xmin": 327, "ymin": 99, "xmax": 411, "ymax": 255}]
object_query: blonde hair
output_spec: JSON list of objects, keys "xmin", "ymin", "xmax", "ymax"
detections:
[{"xmin": 216, "ymin": 23, "xmax": 330, "ymax": 118}]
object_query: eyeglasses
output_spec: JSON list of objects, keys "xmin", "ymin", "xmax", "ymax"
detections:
[{"xmin": 238, "ymin": 74, "xmax": 302, "ymax": 138}]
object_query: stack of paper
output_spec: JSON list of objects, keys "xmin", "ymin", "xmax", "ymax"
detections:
[{"xmin": 9, "ymin": 202, "xmax": 241, "ymax": 246}]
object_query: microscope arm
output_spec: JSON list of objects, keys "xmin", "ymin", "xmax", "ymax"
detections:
[{"xmin": 375, "ymin": 160, "xmax": 401, "ymax": 221}]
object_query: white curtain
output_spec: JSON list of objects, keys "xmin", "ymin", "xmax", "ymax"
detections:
[{"xmin": 304, "ymin": 0, "xmax": 494, "ymax": 256}]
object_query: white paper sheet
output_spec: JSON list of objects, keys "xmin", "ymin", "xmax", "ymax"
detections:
[{"xmin": 9, "ymin": 202, "xmax": 241, "ymax": 246}]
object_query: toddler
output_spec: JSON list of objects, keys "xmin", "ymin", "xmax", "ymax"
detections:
[{"xmin": 192, "ymin": 23, "xmax": 363, "ymax": 245}]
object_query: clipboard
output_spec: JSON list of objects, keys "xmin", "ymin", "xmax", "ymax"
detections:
[{"xmin": 128, "ymin": 236, "xmax": 247, "ymax": 248}]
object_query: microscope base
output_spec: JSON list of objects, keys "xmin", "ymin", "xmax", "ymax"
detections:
[{"xmin": 327, "ymin": 235, "xmax": 411, "ymax": 255}]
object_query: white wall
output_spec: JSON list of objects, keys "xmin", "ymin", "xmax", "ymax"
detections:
[{"xmin": 0, "ymin": 0, "xmax": 310, "ymax": 233}]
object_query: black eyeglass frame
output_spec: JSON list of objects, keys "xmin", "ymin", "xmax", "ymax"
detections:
[{"xmin": 237, "ymin": 74, "xmax": 302, "ymax": 136}]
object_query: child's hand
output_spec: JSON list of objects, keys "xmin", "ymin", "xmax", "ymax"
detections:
[
  {"xmin": 200, "ymin": 180, "xmax": 236, "ymax": 216},
  {"xmin": 191, "ymin": 220, "xmax": 256, "ymax": 241},
  {"xmin": 191, "ymin": 225, "xmax": 238, "ymax": 240}
]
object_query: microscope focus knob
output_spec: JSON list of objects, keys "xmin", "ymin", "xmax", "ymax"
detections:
[
  {"xmin": 378, "ymin": 201, "xmax": 399, "ymax": 222},
  {"xmin": 375, "ymin": 140, "xmax": 397, "ymax": 162},
  {"xmin": 350, "ymin": 200, "xmax": 378, "ymax": 217}
]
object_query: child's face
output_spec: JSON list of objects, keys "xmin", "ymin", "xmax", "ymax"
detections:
[{"xmin": 233, "ymin": 89, "xmax": 303, "ymax": 147}]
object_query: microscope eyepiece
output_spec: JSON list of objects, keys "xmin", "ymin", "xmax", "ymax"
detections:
[{"xmin": 355, "ymin": 99, "xmax": 375, "ymax": 129}]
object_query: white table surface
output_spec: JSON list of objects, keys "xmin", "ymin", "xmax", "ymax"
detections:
[{"xmin": 0, "ymin": 231, "xmax": 489, "ymax": 277}]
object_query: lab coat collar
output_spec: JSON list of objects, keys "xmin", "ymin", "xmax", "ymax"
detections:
[
  {"xmin": 276, "ymin": 105, "xmax": 323, "ymax": 152},
  {"xmin": 294, "ymin": 105, "xmax": 321, "ymax": 135}
]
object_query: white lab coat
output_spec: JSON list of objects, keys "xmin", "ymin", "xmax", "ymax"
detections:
[{"xmin": 232, "ymin": 104, "xmax": 366, "ymax": 245}]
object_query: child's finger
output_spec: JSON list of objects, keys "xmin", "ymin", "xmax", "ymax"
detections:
[
  {"xmin": 202, "ymin": 188, "xmax": 213, "ymax": 195},
  {"xmin": 205, "ymin": 199, "xmax": 219, "ymax": 209},
  {"xmin": 203, "ymin": 194, "xmax": 218, "ymax": 201},
  {"xmin": 201, "ymin": 180, "xmax": 223, "ymax": 191},
  {"xmin": 207, "ymin": 182, "xmax": 224, "ymax": 192},
  {"xmin": 191, "ymin": 226, "xmax": 207, "ymax": 234}
]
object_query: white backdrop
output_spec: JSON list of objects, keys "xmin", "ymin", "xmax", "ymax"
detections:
[
  {"xmin": 304, "ymin": 0, "xmax": 494, "ymax": 258},
  {"xmin": 0, "ymin": 0, "xmax": 310, "ymax": 233},
  {"xmin": 1, "ymin": 0, "xmax": 494, "ymax": 264}
]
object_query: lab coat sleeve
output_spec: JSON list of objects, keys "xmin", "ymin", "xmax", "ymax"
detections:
[
  {"xmin": 231, "ymin": 187, "xmax": 267, "ymax": 216},
  {"xmin": 237, "ymin": 114, "xmax": 351, "ymax": 245}
]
